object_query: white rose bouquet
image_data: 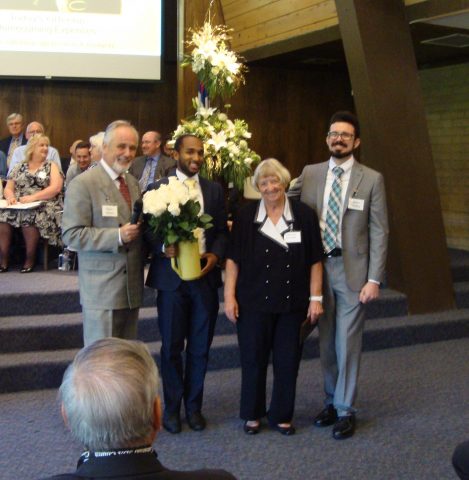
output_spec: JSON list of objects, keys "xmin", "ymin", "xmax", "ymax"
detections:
[{"xmin": 143, "ymin": 177, "xmax": 213, "ymax": 245}]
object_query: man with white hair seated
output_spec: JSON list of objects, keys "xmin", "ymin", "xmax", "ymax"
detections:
[
  {"xmin": 8, "ymin": 121, "xmax": 62, "ymax": 174},
  {"xmin": 43, "ymin": 337, "xmax": 237, "ymax": 480},
  {"xmin": 89, "ymin": 131, "xmax": 105, "ymax": 164}
]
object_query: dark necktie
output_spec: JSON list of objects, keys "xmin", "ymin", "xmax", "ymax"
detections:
[{"xmin": 117, "ymin": 176, "xmax": 131, "ymax": 209}]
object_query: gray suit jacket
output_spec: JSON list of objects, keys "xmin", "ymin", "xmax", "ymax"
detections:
[
  {"xmin": 62, "ymin": 163, "xmax": 144, "ymax": 309},
  {"xmin": 289, "ymin": 160, "xmax": 388, "ymax": 291},
  {"xmin": 129, "ymin": 154, "xmax": 176, "ymax": 187}
]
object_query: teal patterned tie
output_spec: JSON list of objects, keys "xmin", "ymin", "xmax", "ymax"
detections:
[{"xmin": 323, "ymin": 166, "xmax": 344, "ymax": 253}]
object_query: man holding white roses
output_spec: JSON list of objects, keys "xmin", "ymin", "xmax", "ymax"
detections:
[{"xmin": 145, "ymin": 134, "xmax": 228, "ymax": 434}]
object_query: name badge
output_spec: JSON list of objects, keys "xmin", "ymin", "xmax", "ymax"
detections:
[
  {"xmin": 102, "ymin": 205, "xmax": 118, "ymax": 217},
  {"xmin": 284, "ymin": 231, "xmax": 302, "ymax": 243},
  {"xmin": 348, "ymin": 198, "xmax": 364, "ymax": 211}
]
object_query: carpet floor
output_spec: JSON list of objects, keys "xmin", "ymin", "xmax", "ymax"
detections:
[{"xmin": 1, "ymin": 337, "xmax": 468, "ymax": 480}]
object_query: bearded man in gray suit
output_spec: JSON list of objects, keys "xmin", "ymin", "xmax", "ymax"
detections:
[
  {"xmin": 289, "ymin": 111, "xmax": 388, "ymax": 439},
  {"xmin": 62, "ymin": 120, "xmax": 144, "ymax": 346}
]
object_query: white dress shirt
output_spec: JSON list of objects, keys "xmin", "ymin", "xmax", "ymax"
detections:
[{"xmin": 175, "ymin": 169, "xmax": 206, "ymax": 253}]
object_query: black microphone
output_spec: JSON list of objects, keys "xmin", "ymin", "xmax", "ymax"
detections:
[{"xmin": 130, "ymin": 199, "xmax": 143, "ymax": 224}]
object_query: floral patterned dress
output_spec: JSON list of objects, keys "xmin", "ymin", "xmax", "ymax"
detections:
[{"xmin": 0, "ymin": 161, "xmax": 63, "ymax": 246}]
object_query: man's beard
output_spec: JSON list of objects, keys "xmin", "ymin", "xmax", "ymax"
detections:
[
  {"xmin": 329, "ymin": 142, "xmax": 353, "ymax": 159},
  {"xmin": 111, "ymin": 157, "xmax": 131, "ymax": 174}
]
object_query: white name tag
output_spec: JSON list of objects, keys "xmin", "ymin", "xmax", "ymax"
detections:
[
  {"xmin": 348, "ymin": 198, "xmax": 364, "ymax": 211},
  {"xmin": 284, "ymin": 231, "xmax": 302, "ymax": 243},
  {"xmin": 102, "ymin": 205, "xmax": 118, "ymax": 217}
]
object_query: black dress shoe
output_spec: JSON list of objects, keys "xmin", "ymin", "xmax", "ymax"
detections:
[
  {"xmin": 271, "ymin": 423, "xmax": 296, "ymax": 436},
  {"xmin": 313, "ymin": 405, "xmax": 338, "ymax": 427},
  {"xmin": 243, "ymin": 421, "xmax": 260, "ymax": 435},
  {"xmin": 186, "ymin": 411, "xmax": 206, "ymax": 431},
  {"xmin": 332, "ymin": 415, "xmax": 356, "ymax": 440},
  {"xmin": 20, "ymin": 265, "xmax": 34, "ymax": 273},
  {"xmin": 0, "ymin": 266, "xmax": 8, "ymax": 273},
  {"xmin": 163, "ymin": 412, "xmax": 181, "ymax": 434}
]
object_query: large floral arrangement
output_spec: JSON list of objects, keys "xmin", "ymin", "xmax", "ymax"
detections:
[
  {"xmin": 174, "ymin": 99, "xmax": 261, "ymax": 191},
  {"xmin": 182, "ymin": 21, "xmax": 247, "ymax": 100},
  {"xmin": 143, "ymin": 177, "xmax": 213, "ymax": 246}
]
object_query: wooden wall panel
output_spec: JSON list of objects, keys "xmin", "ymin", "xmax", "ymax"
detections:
[
  {"xmin": 223, "ymin": 0, "xmax": 337, "ymax": 52},
  {"xmin": 221, "ymin": 0, "xmax": 428, "ymax": 53},
  {"xmin": 228, "ymin": 64, "xmax": 353, "ymax": 178}
]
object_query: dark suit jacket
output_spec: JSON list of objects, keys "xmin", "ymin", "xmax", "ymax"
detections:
[
  {"xmin": 228, "ymin": 198, "xmax": 323, "ymax": 313},
  {"xmin": 41, "ymin": 449, "xmax": 237, "ymax": 479},
  {"xmin": 145, "ymin": 174, "xmax": 228, "ymax": 291},
  {"xmin": 0, "ymin": 134, "xmax": 27, "ymax": 155},
  {"xmin": 129, "ymin": 154, "xmax": 176, "ymax": 187}
]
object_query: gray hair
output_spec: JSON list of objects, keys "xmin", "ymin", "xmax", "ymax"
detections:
[
  {"xmin": 24, "ymin": 134, "xmax": 50, "ymax": 163},
  {"xmin": 6, "ymin": 113, "xmax": 23, "ymax": 125},
  {"xmin": 252, "ymin": 158, "xmax": 291, "ymax": 191},
  {"xmin": 26, "ymin": 122, "xmax": 45, "ymax": 138},
  {"xmin": 60, "ymin": 338, "xmax": 159, "ymax": 451},
  {"xmin": 103, "ymin": 120, "xmax": 139, "ymax": 147},
  {"xmin": 89, "ymin": 131, "xmax": 105, "ymax": 156}
]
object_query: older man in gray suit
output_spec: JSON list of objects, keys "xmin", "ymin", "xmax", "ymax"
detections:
[
  {"xmin": 289, "ymin": 111, "xmax": 388, "ymax": 439},
  {"xmin": 129, "ymin": 130, "xmax": 176, "ymax": 192},
  {"xmin": 62, "ymin": 120, "xmax": 144, "ymax": 346}
]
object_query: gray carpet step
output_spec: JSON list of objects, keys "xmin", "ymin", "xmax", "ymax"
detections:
[
  {"xmin": 2, "ymin": 308, "xmax": 469, "ymax": 393},
  {"xmin": 0, "ymin": 287, "xmax": 408, "ymax": 354}
]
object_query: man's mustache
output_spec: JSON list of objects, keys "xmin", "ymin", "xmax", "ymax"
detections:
[{"xmin": 332, "ymin": 142, "xmax": 347, "ymax": 148}]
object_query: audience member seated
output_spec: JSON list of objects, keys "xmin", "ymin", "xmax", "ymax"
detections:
[
  {"xmin": 67, "ymin": 139, "xmax": 83, "ymax": 166},
  {"xmin": 8, "ymin": 121, "xmax": 62, "ymax": 174},
  {"xmin": 162, "ymin": 136, "xmax": 175, "ymax": 158},
  {"xmin": 0, "ymin": 134, "xmax": 63, "ymax": 273},
  {"xmin": 0, "ymin": 150, "xmax": 6, "ymax": 179},
  {"xmin": 89, "ymin": 131, "xmax": 105, "ymax": 163},
  {"xmin": 65, "ymin": 141, "xmax": 94, "ymax": 187},
  {"xmin": 0, "ymin": 113, "xmax": 27, "ymax": 168},
  {"xmin": 42, "ymin": 337, "xmax": 237, "ymax": 480},
  {"xmin": 453, "ymin": 440, "xmax": 469, "ymax": 480},
  {"xmin": 129, "ymin": 130, "xmax": 176, "ymax": 192}
]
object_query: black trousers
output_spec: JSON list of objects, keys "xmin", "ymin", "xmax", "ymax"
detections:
[
  {"xmin": 453, "ymin": 440, "xmax": 469, "ymax": 480},
  {"xmin": 157, "ymin": 280, "xmax": 219, "ymax": 416},
  {"xmin": 236, "ymin": 309, "xmax": 304, "ymax": 424}
]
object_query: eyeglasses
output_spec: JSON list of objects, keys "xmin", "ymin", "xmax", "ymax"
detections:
[{"xmin": 327, "ymin": 131, "xmax": 354, "ymax": 141}]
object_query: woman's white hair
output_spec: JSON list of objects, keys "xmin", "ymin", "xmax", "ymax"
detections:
[
  {"xmin": 60, "ymin": 338, "xmax": 159, "ymax": 451},
  {"xmin": 252, "ymin": 158, "xmax": 291, "ymax": 192}
]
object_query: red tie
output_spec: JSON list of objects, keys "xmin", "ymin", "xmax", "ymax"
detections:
[{"xmin": 117, "ymin": 176, "xmax": 131, "ymax": 209}]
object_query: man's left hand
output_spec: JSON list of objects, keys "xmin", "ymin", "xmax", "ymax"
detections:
[
  {"xmin": 359, "ymin": 282, "xmax": 380, "ymax": 304},
  {"xmin": 200, "ymin": 252, "xmax": 218, "ymax": 277}
]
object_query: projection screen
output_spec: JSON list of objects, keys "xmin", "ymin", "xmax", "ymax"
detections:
[{"xmin": 0, "ymin": 0, "xmax": 162, "ymax": 81}]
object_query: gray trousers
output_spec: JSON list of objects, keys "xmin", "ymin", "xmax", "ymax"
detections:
[
  {"xmin": 320, "ymin": 256, "xmax": 365, "ymax": 417},
  {"xmin": 82, "ymin": 307, "xmax": 139, "ymax": 346}
]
